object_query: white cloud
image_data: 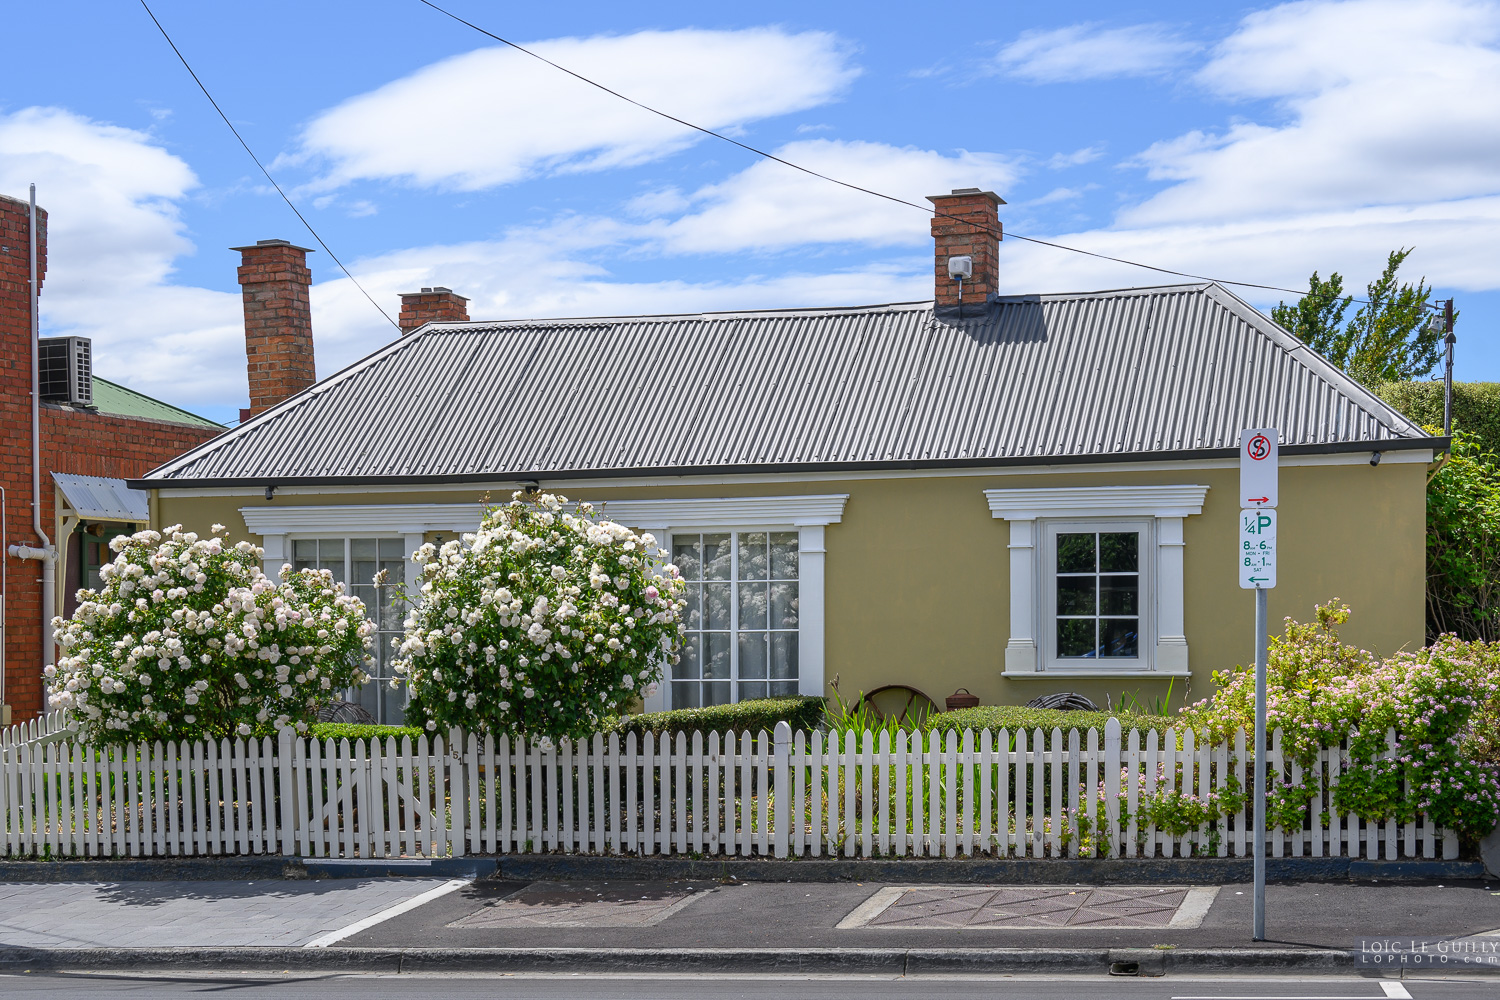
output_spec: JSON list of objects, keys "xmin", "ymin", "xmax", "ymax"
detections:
[
  {"xmin": 296, "ymin": 28, "xmax": 858, "ymax": 192},
  {"xmin": 0, "ymin": 107, "xmax": 245, "ymax": 409},
  {"xmin": 650, "ymin": 139, "xmax": 1020, "ymax": 253},
  {"xmin": 995, "ymin": 23, "xmax": 1198, "ymax": 83},
  {"xmin": 1047, "ymin": 146, "xmax": 1104, "ymax": 170},
  {"xmin": 1124, "ymin": 0, "xmax": 1500, "ymax": 225},
  {"xmin": 994, "ymin": 197, "xmax": 1500, "ymax": 312}
]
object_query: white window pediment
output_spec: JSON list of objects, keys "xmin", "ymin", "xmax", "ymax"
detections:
[{"xmin": 985, "ymin": 485, "xmax": 1207, "ymax": 679}]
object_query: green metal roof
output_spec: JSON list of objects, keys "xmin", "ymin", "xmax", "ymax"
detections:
[{"xmin": 90, "ymin": 377, "xmax": 222, "ymax": 429}]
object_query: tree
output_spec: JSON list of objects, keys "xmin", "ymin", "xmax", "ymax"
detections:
[
  {"xmin": 395, "ymin": 492, "xmax": 687, "ymax": 742},
  {"xmin": 1273, "ymin": 248, "xmax": 1446, "ymax": 384},
  {"xmin": 49, "ymin": 526, "xmax": 373, "ymax": 744}
]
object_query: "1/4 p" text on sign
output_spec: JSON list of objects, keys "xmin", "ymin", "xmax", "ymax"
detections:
[{"xmin": 1239, "ymin": 508, "xmax": 1276, "ymax": 590}]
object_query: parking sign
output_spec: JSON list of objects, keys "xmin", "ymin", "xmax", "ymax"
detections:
[{"xmin": 1239, "ymin": 508, "xmax": 1276, "ymax": 589}]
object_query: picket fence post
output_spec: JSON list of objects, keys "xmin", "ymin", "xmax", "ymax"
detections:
[
  {"xmin": 773, "ymin": 721, "xmax": 790, "ymax": 859},
  {"xmin": 1103, "ymin": 718, "xmax": 1121, "ymax": 858}
]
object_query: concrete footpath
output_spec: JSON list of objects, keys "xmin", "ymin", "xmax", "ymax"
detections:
[{"xmin": 4, "ymin": 868, "xmax": 1500, "ymax": 976}]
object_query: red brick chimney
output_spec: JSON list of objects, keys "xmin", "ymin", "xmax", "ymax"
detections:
[
  {"xmin": 927, "ymin": 188, "xmax": 1005, "ymax": 314},
  {"xmin": 398, "ymin": 286, "xmax": 469, "ymax": 334},
  {"xmin": 233, "ymin": 239, "xmax": 316, "ymax": 420}
]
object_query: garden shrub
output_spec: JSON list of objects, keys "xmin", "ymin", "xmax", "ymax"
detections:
[
  {"xmin": 48, "ymin": 525, "xmax": 373, "ymax": 744},
  {"xmin": 928, "ymin": 704, "xmax": 1177, "ymax": 739},
  {"xmin": 395, "ymin": 492, "xmax": 687, "ymax": 742},
  {"xmin": 1424, "ymin": 428, "xmax": 1500, "ymax": 641},
  {"xmin": 1186, "ymin": 601, "xmax": 1500, "ymax": 840},
  {"xmin": 611, "ymin": 696, "xmax": 825, "ymax": 741},
  {"xmin": 307, "ymin": 723, "xmax": 425, "ymax": 744},
  {"xmin": 1376, "ymin": 381, "xmax": 1500, "ymax": 457}
]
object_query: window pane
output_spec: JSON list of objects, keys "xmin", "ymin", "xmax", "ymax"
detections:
[
  {"xmin": 769, "ymin": 581, "xmax": 799, "ymax": 629},
  {"xmin": 672, "ymin": 681, "xmax": 701, "ymax": 708},
  {"xmin": 293, "ymin": 539, "xmax": 318, "ymax": 567},
  {"xmin": 1056, "ymin": 533, "xmax": 1095, "ymax": 573},
  {"xmin": 703, "ymin": 534, "xmax": 732, "ymax": 581},
  {"xmin": 770, "ymin": 679, "xmax": 799, "ymax": 698},
  {"xmin": 738, "ymin": 532, "xmax": 768, "ymax": 580},
  {"xmin": 739, "ymin": 632, "xmax": 768, "ymax": 679},
  {"xmin": 685, "ymin": 583, "xmax": 703, "ymax": 630},
  {"xmin": 1101, "ymin": 618, "xmax": 1139, "ymax": 658},
  {"xmin": 322, "ymin": 541, "xmax": 346, "ymax": 584},
  {"xmin": 1100, "ymin": 575, "xmax": 1139, "ymax": 615},
  {"xmin": 705, "ymin": 632, "xmax": 732, "ymax": 679},
  {"xmin": 703, "ymin": 681, "xmax": 732, "ymax": 706},
  {"xmin": 739, "ymin": 681, "xmax": 769, "ymax": 701},
  {"xmin": 378, "ymin": 538, "xmax": 404, "ymax": 560},
  {"xmin": 1100, "ymin": 532, "xmax": 1138, "ymax": 573},
  {"xmin": 1057, "ymin": 576, "xmax": 1095, "ymax": 615},
  {"xmin": 739, "ymin": 581, "xmax": 769, "ymax": 630},
  {"xmin": 704, "ymin": 583, "xmax": 732, "ymax": 630},
  {"xmin": 351, "ymin": 538, "xmax": 377, "ymax": 561},
  {"xmin": 673, "ymin": 537, "xmax": 702, "ymax": 580},
  {"xmin": 677, "ymin": 635, "xmax": 701, "ymax": 679},
  {"xmin": 771, "ymin": 632, "xmax": 798, "ymax": 680},
  {"xmin": 770, "ymin": 533, "xmax": 798, "ymax": 579},
  {"xmin": 1057, "ymin": 618, "xmax": 1097, "ymax": 658}
]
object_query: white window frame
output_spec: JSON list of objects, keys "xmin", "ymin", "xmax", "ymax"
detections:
[
  {"xmin": 587, "ymin": 495, "xmax": 848, "ymax": 712},
  {"xmin": 1041, "ymin": 518, "xmax": 1153, "ymax": 672},
  {"xmin": 984, "ymin": 485, "xmax": 1207, "ymax": 679},
  {"xmin": 666, "ymin": 528, "xmax": 802, "ymax": 708}
]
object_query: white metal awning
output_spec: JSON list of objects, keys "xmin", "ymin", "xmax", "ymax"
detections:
[{"xmin": 52, "ymin": 472, "xmax": 149, "ymax": 522}]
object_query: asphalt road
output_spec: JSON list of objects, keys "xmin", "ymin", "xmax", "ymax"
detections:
[{"xmin": 0, "ymin": 972, "xmax": 1495, "ymax": 1000}]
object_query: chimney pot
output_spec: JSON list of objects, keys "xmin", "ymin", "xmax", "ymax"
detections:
[
  {"xmin": 399, "ymin": 286, "xmax": 470, "ymax": 335},
  {"xmin": 927, "ymin": 188, "xmax": 1005, "ymax": 315},
  {"xmin": 234, "ymin": 239, "xmax": 316, "ymax": 417}
]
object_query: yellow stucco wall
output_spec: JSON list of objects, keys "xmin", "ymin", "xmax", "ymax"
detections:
[{"xmin": 151, "ymin": 455, "xmax": 1427, "ymax": 713}]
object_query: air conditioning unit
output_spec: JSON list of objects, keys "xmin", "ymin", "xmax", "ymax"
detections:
[{"xmin": 38, "ymin": 336, "xmax": 93, "ymax": 407}]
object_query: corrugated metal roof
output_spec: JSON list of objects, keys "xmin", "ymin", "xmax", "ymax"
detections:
[
  {"xmin": 142, "ymin": 283, "xmax": 1432, "ymax": 485},
  {"xmin": 53, "ymin": 473, "xmax": 151, "ymax": 521},
  {"xmin": 91, "ymin": 377, "xmax": 223, "ymax": 428}
]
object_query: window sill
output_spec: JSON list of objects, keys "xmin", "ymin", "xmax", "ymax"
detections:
[{"xmin": 1001, "ymin": 668, "xmax": 1191, "ymax": 679}]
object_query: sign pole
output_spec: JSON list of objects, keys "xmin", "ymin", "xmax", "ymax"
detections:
[
  {"xmin": 1253, "ymin": 585, "xmax": 1267, "ymax": 941},
  {"xmin": 1238, "ymin": 427, "xmax": 1278, "ymax": 944}
]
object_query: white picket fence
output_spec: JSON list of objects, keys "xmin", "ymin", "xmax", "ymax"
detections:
[{"xmin": 0, "ymin": 714, "xmax": 1459, "ymax": 860}]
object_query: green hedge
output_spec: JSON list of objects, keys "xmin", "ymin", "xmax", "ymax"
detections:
[
  {"xmin": 1375, "ymin": 381, "xmax": 1500, "ymax": 455},
  {"xmin": 927, "ymin": 704, "xmax": 1178, "ymax": 737},
  {"xmin": 610, "ymin": 696, "xmax": 825, "ymax": 740},
  {"xmin": 308, "ymin": 723, "xmax": 424, "ymax": 744}
]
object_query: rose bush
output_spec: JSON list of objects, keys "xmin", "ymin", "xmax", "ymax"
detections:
[
  {"xmin": 48, "ymin": 525, "xmax": 373, "ymax": 744},
  {"xmin": 394, "ymin": 492, "xmax": 687, "ymax": 742}
]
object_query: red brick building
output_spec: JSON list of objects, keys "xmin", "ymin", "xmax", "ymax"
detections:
[{"xmin": 1, "ymin": 191, "xmax": 222, "ymax": 723}]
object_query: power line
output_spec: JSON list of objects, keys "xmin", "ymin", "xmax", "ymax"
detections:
[
  {"xmin": 414, "ymin": 0, "xmax": 1328, "ymax": 302},
  {"xmin": 138, "ymin": 0, "xmax": 399, "ymax": 331}
]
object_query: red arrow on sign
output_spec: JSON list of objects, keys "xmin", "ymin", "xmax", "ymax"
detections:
[{"xmin": 1246, "ymin": 496, "xmax": 1270, "ymax": 503}]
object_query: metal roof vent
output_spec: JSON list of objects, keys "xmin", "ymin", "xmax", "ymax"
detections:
[{"xmin": 39, "ymin": 336, "xmax": 93, "ymax": 407}]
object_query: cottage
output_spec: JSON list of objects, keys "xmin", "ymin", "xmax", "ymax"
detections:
[{"xmin": 134, "ymin": 190, "xmax": 1437, "ymax": 723}]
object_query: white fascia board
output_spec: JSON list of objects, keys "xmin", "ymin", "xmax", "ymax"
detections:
[
  {"xmin": 238, "ymin": 495, "xmax": 849, "ymax": 536},
  {"xmin": 587, "ymin": 494, "xmax": 849, "ymax": 528},
  {"xmin": 984, "ymin": 485, "xmax": 1210, "ymax": 521},
  {"xmin": 239, "ymin": 503, "xmax": 482, "ymax": 536}
]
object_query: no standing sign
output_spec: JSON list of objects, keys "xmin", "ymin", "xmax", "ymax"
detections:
[{"xmin": 1238, "ymin": 428, "xmax": 1278, "ymax": 590}]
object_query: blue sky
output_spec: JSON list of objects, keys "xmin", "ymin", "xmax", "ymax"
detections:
[{"xmin": 3, "ymin": 0, "xmax": 1497, "ymax": 424}]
